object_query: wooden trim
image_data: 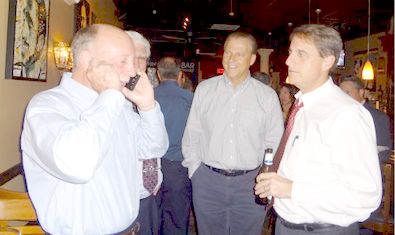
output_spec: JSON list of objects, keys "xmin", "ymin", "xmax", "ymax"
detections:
[{"xmin": 0, "ymin": 163, "xmax": 23, "ymax": 186}]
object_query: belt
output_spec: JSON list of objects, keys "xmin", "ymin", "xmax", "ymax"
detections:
[
  {"xmin": 204, "ymin": 164, "xmax": 258, "ymax": 177},
  {"xmin": 279, "ymin": 217, "xmax": 337, "ymax": 232}
]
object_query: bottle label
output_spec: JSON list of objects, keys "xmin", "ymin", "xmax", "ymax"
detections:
[{"xmin": 263, "ymin": 153, "xmax": 273, "ymax": 166}]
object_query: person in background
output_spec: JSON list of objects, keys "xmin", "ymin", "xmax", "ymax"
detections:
[
  {"xmin": 252, "ymin": 71, "xmax": 272, "ymax": 86},
  {"xmin": 339, "ymin": 75, "xmax": 392, "ymax": 163},
  {"xmin": 155, "ymin": 57, "xmax": 193, "ymax": 235},
  {"xmin": 21, "ymin": 24, "xmax": 169, "ymax": 235},
  {"xmin": 181, "ymin": 72, "xmax": 194, "ymax": 92},
  {"xmin": 182, "ymin": 31, "xmax": 284, "ymax": 235},
  {"xmin": 126, "ymin": 30, "xmax": 163, "ymax": 235},
  {"xmin": 278, "ymin": 83, "xmax": 299, "ymax": 122},
  {"xmin": 255, "ymin": 24, "xmax": 382, "ymax": 235}
]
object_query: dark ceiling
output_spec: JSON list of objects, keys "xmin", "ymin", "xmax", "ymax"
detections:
[{"xmin": 113, "ymin": 0, "xmax": 394, "ymax": 54}]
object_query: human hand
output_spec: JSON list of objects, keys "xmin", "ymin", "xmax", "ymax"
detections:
[
  {"xmin": 254, "ymin": 172, "xmax": 293, "ymax": 199},
  {"xmin": 122, "ymin": 72, "xmax": 155, "ymax": 111},
  {"xmin": 86, "ymin": 58, "xmax": 123, "ymax": 93}
]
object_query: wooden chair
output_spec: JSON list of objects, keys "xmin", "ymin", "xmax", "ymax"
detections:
[
  {"xmin": 0, "ymin": 188, "xmax": 44, "ymax": 235},
  {"xmin": 361, "ymin": 161, "xmax": 394, "ymax": 235}
]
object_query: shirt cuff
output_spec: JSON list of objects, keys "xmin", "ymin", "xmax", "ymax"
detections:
[{"xmin": 138, "ymin": 101, "xmax": 162, "ymax": 123}]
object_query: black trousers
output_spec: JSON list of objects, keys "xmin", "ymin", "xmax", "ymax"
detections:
[
  {"xmin": 158, "ymin": 158, "xmax": 192, "ymax": 235},
  {"xmin": 134, "ymin": 194, "xmax": 160, "ymax": 235}
]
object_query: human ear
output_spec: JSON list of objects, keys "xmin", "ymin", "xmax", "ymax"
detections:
[
  {"xmin": 249, "ymin": 54, "xmax": 257, "ymax": 66},
  {"xmin": 322, "ymin": 55, "xmax": 335, "ymax": 71}
]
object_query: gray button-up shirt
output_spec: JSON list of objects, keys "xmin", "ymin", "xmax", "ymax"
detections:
[{"xmin": 182, "ymin": 74, "xmax": 284, "ymax": 177}]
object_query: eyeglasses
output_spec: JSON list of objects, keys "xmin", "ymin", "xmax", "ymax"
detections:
[{"xmin": 136, "ymin": 57, "xmax": 148, "ymax": 62}]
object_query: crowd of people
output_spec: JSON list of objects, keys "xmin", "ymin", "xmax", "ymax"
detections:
[{"xmin": 20, "ymin": 23, "xmax": 390, "ymax": 235}]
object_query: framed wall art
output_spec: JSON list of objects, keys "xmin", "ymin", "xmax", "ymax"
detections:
[
  {"xmin": 74, "ymin": 0, "xmax": 90, "ymax": 33},
  {"xmin": 5, "ymin": 0, "xmax": 50, "ymax": 81}
]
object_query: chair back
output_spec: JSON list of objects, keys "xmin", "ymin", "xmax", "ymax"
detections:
[
  {"xmin": 361, "ymin": 158, "xmax": 394, "ymax": 235},
  {"xmin": 0, "ymin": 188, "xmax": 44, "ymax": 235}
]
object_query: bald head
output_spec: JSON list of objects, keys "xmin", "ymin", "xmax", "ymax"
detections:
[
  {"xmin": 71, "ymin": 24, "xmax": 136, "ymax": 86},
  {"xmin": 72, "ymin": 24, "xmax": 134, "ymax": 69}
]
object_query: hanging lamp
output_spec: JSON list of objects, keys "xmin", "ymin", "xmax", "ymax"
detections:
[{"xmin": 362, "ymin": 0, "xmax": 374, "ymax": 81}]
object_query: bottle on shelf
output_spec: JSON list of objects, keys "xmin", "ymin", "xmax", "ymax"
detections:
[{"xmin": 255, "ymin": 148, "xmax": 274, "ymax": 205}]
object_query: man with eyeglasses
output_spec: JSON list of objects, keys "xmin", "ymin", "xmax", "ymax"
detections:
[{"xmin": 126, "ymin": 30, "xmax": 163, "ymax": 235}]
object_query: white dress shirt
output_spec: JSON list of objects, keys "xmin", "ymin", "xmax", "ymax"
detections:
[
  {"xmin": 274, "ymin": 79, "xmax": 382, "ymax": 226},
  {"xmin": 21, "ymin": 73, "xmax": 169, "ymax": 235},
  {"xmin": 182, "ymin": 74, "xmax": 283, "ymax": 177}
]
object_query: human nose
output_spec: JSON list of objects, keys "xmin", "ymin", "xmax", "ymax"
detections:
[{"xmin": 285, "ymin": 54, "xmax": 292, "ymax": 67}]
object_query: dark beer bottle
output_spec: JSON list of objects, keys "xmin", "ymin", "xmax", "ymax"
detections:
[{"xmin": 256, "ymin": 148, "xmax": 273, "ymax": 205}]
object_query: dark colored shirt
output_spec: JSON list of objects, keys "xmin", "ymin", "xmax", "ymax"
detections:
[
  {"xmin": 363, "ymin": 102, "xmax": 392, "ymax": 162},
  {"xmin": 155, "ymin": 80, "xmax": 193, "ymax": 161}
]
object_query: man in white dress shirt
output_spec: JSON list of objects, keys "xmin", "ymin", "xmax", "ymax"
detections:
[
  {"xmin": 255, "ymin": 24, "xmax": 382, "ymax": 235},
  {"xmin": 126, "ymin": 30, "xmax": 163, "ymax": 235},
  {"xmin": 21, "ymin": 24, "xmax": 168, "ymax": 235}
]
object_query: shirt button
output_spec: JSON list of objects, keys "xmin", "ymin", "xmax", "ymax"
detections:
[
  {"xmin": 229, "ymin": 139, "xmax": 233, "ymax": 143},
  {"xmin": 231, "ymin": 109, "xmax": 235, "ymax": 113},
  {"xmin": 230, "ymin": 124, "xmax": 234, "ymax": 128}
]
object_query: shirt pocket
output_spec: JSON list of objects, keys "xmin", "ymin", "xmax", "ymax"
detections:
[{"xmin": 286, "ymin": 140, "xmax": 336, "ymax": 182}]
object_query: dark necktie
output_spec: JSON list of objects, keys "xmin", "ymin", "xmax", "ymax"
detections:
[
  {"xmin": 142, "ymin": 159, "xmax": 158, "ymax": 194},
  {"xmin": 266, "ymin": 100, "xmax": 303, "ymax": 210}
]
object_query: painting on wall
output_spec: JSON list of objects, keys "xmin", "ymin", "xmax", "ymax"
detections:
[
  {"xmin": 5, "ymin": 0, "xmax": 50, "ymax": 81},
  {"xmin": 74, "ymin": 0, "xmax": 90, "ymax": 33}
]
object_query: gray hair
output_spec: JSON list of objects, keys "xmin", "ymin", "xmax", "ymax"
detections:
[
  {"xmin": 71, "ymin": 25, "xmax": 99, "ymax": 68},
  {"xmin": 290, "ymin": 24, "xmax": 343, "ymax": 71},
  {"xmin": 125, "ymin": 30, "xmax": 151, "ymax": 58},
  {"xmin": 157, "ymin": 57, "xmax": 181, "ymax": 80}
]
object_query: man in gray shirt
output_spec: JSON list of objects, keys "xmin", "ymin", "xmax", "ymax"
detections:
[{"xmin": 182, "ymin": 31, "xmax": 284, "ymax": 235}]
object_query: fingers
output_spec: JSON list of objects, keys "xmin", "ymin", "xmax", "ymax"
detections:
[
  {"xmin": 122, "ymin": 72, "xmax": 155, "ymax": 111},
  {"xmin": 255, "ymin": 173, "xmax": 293, "ymax": 199},
  {"xmin": 256, "ymin": 171, "xmax": 276, "ymax": 182},
  {"xmin": 254, "ymin": 173, "xmax": 271, "ymax": 198},
  {"xmin": 86, "ymin": 59, "xmax": 122, "ymax": 93}
]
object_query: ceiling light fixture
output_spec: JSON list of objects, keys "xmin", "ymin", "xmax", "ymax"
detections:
[
  {"xmin": 308, "ymin": 0, "xmax": 311, "ymax": 24},
  {"xmin": 229, "ymin": 0, "xmax": 235, "ymax": 17},
  {"xmin": 362, "ymin": 0, "xmax": 374, "ymax": 81},
  {"xmin": 315, "ymin": 8, "xmax": 321, "ymax": 23}
]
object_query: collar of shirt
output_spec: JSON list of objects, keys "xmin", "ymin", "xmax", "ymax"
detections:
[
  {"xmin": 60, "ymin": 72, "xmax": 98, "ymax": 104},
  {"xmin": 160, "ymin": 80, "xmax": 178, "ymax": 87},
  {"xmin": 221, "ymin": 73, "xmax": 252, "ymax": 92},
  {"xmin": 295, "ymin": 78, "xmax": 334, "ymax": 109}
]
